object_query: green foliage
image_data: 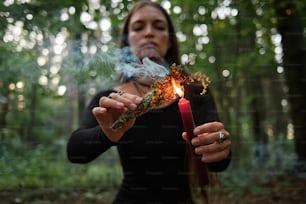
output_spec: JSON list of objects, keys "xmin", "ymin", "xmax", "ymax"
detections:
[
  {"xmin": 0, "ymin": 140, "xmax": 122, "ymax": 190},
  {"xmin": 217, "ymin": 138, "xmax": 296, "ymax": 195}
]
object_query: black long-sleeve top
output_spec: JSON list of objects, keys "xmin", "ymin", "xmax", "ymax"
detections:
[{"xmin": 67, "ymin": 85, "xmax": 231, "ymax": 204}]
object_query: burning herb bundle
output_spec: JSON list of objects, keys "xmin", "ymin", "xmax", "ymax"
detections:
[{"xmin": 111, "ymin": 64, "xmax": 210, "ymax": 130}]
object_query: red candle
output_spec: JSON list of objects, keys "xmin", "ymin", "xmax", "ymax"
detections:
[{"xmin": 178, "ymin": 97, "xmax": 196, "ymax": 141}]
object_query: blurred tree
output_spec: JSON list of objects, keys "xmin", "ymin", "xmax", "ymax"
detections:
[
  {"xmin": 274, "ymin": 0, "xmax": 306, "ymax": 170},
  {"xmin": 0, "ymin": 0, "xmax": 87, "ymax": 141}
]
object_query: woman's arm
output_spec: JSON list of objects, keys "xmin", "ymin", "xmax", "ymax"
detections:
[
  {"xmin": 66, "ymin": 90, "xmax": 117, "ymax": 163},
  {"xmin": 206, "ymin": 150, "xmax": 231, "ymax": 172}
]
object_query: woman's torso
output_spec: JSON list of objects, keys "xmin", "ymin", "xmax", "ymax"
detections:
[{"xmin": 113, "ymin": 100, "xmax": 194, "ymax": 203}]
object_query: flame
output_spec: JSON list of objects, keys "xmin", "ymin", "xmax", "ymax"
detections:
[{"xmin": 171, "ymin": 78, "xmax": 184, "ymax": 97}]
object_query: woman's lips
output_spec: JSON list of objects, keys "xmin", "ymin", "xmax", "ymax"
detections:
[
  {"xmin": 141, "ymin": 42, "xmax": 156, "ymax": 49},
  {"xmin": 136, "ymin": 42, "xmax": 160, "ymax": 59}
]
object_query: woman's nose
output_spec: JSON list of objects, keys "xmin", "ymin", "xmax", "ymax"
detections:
[{"xmin": 144, "ymin": 25, "xmax": 154, "ymax": 37}]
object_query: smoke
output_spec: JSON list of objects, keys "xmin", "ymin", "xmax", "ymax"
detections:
[
  {"xmin": 114, "ymin": 47, "xmax": 170, "ymax": 84},
  {"xmin": 62, "ymin": 44, "xmax": 170, "ymax": 92}
]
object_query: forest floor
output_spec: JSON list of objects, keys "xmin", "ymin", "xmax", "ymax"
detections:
[
  {"xmin": 209, "ymin": 174, "xmax": 306, "ymax": 204},
  {"xmin": 1, "ymin": 174, "xmax": 306, "ymax": 204}
]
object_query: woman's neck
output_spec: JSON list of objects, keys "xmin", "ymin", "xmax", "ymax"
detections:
[
  {"xmin": 132, "ymin": 81, "xmax": 151, "ymax": 97},
  {"xmin": 131, "ymin": 78, "xmax": 152, "ymax": 88}
]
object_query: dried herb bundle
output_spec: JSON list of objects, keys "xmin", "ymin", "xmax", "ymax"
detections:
[{"xmin": 111, "ymin": 64, "xmax": 210, "ymax": 130}]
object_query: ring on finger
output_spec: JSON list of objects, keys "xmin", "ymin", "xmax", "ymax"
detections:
[
  {"xmin": 117, "ymin": 91, "xmax": 124, "ymax": 96},
  {"xmin": 218, "ymin": 131, "xmax": 227, "ymax": 144},
  {"xmin": 108, "ymin": 91, "xmax": 124, "ymax": 99}
]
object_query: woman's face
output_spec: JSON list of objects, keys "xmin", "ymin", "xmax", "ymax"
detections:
[{"xmin": 128, "ymin": 5, "xmax": 171, "ymax": 60}]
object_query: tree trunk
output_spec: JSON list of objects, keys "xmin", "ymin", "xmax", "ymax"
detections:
[
  {"xmin": 250, "ymin": 77, "xmax": 270, "ymax": 168},
  {"xmin": 274, "ymin": 0, "xmax": 306, "ymax": 166},
  {"xmin": 0, "ymin": 82, "xmax": 9, "ymax": 131},
  {"xmin": 27, "ymin": 83, "xmax": 38, "ymax": 142},
  {"xmin": 66, "ymin": 80, "xmax": 76, "ymax": 137}
]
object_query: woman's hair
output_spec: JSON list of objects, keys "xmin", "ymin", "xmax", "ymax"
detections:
[{"xmin": 118, "ymin": 0, "xmax": 181, "ymax": 65}]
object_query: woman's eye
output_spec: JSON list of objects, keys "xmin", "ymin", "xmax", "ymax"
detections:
[
  {"xmin": 132, "ymin": 26, "xmax": 143, "ymax": 31},
  {"xmin": 156, "ymin": 26, "xmax": 166, "ymax": 31},
  {"xmin": 154, "ymin": 23, "xmax": 166, "ymax": 31},
  {"xmin": 131, "ymin": 23, "xmax": 144, "ymax": 31}
]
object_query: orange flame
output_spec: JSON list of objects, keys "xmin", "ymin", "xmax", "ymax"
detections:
[{"xmin": 171, "ymin": 78, "xmax": 184, "ymax": 97}]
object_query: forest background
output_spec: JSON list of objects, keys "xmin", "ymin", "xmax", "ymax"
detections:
[{"xmin": 1, "ymin": 0, "xmax": 306, "ymax": 203}]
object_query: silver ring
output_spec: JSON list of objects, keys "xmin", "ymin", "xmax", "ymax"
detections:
[
  {"xmin": 218, "ymin": 132, "xmax": 226, "ymax": 144},
  {"xmin": 108, "ymin": 91, "xmax": 123, "ymax": 99}
]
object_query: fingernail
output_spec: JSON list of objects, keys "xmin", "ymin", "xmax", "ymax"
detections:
[
  {"xmin": 129, "ymin": 103, "xmax": 137, "ymax": 110},
  {"xmin": 99, "ymin": 107, "xmax": 106, "ymax": 113},
  {"xmin": 116, "ymin": 102, "xmax": 124, "ymax": 108},
  {"xmin": 194, "ymin": 128, "xmax": 200, "ymax": 135},
  {"xmin": 135, "ymin": 97, "xmax": 142, "ymax": 103},
  {"xmin": 191, "ymin": 137, "xmax": 200, "ymax": 145},
  {"xmin": 93, "ymin": 107, "xmax": 105, "ymax": 114}
]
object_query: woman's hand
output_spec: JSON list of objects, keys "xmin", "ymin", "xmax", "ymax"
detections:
[
  {"xmin": 182, "ymin": 121, "xmax": 231, "ymax": 163},
  {"xmin": 92, "ymin": 91, "xmax": 143, "ymax": 143}
]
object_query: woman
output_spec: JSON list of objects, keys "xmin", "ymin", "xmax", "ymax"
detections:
[{"xmin": 67, "ymin": 1, "xmax": 231, "ymax": 203}]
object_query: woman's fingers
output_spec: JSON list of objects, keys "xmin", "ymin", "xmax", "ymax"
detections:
[{"xmin": 100, "ymin": 92, "xmax": 142, "ymax": 111}]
